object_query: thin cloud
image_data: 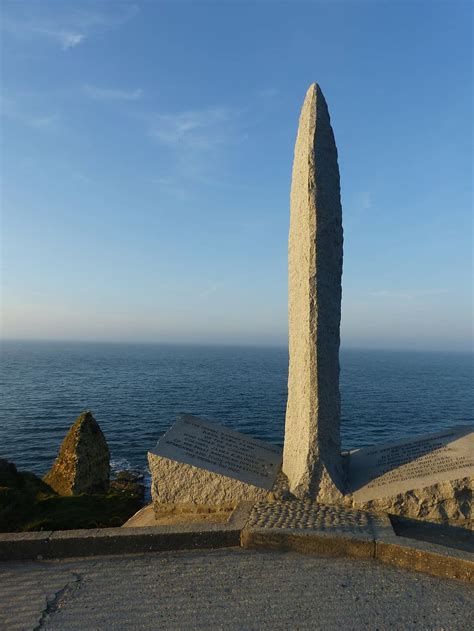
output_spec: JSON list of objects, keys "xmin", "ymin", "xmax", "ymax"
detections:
[
  {"xmin": 83, "ymin": 84, "xmax": 143, "ymax": 101},
  {"xmin": 58, "ymin": 31, "xmax": 85, "ymax": 50},
  {"xmin": 2, "ymin": 17, "xmax": 85, "ymax": 50},
  {"xmin": 1, "ymin": 96, "xmax": 59, "ymax": 130},
  {"xmin": 1, "ymin": 3, "xmax": 139, "ymax": 50},
  {"xmin": 149, "ymin": 106, "xmax": 240, "ymax": 178},
  {"xmin": 150, "ymin": 108, "xmax": 234, "ymax": 151}
]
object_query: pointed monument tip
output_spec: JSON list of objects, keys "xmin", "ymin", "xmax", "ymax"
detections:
[
  {"xmin": 307, "ymin": 82, "xmax": 321, "ymax": 93},
  {"xmin": 304, "ymin": 83, "xmax": 324, "ymax": 105}
]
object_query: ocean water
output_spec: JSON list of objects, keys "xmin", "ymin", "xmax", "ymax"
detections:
[{"xmin": 0, "ymin": 341, "xmax": 473, "ymax": 481}]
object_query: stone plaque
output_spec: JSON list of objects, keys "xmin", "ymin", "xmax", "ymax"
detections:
[
  {"xmin": 149, "ymin": 414, "xmax": 282, "ymax": 490},
  {"xmin": 349, "ymin": 426, "xmax": 474, "ymax": 502}
]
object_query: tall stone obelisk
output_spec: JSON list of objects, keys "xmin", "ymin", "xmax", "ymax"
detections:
[{"xmin": 283, "ymin": 83, "xmax": 344, "ymax": 502}]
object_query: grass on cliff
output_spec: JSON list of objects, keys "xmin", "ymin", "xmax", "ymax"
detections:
[
  {"xmin": 15, "ymin": 492, "xmax": 142, "ymax": 532},
  {"xmin": 0, "ymin": 462, "xmax": 143, "ymax": 532}
]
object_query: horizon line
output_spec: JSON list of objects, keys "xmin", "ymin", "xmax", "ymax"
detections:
[{"xmin": 1, "ymin": 337, "xmax": 473, "ymax": 354}]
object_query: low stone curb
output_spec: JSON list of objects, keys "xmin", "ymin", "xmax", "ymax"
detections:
[
  {"xmin": 240, "ymin": 529, "xmax": 374, "ymax": 559},
  {"xmin": 0, "ymin": 502, "xmax": 472, "ymax": 583},
  {"xmin": 240, "ymin": 504, "xmax": 474, "ymax": 583},
  {"xmin": 0, "ymin": 503, "xmax": 252, "ymax": 561},
  {"xmin": 374, "ymin": 524, "xmax": 474, "ymax": 583},
  {"xmin": 0, "ymin": 525, "xmax": 241, "ymax": 561},
  {"xmin": 240, "ymin": 526, "xmax": 474, "ymax": 583}
]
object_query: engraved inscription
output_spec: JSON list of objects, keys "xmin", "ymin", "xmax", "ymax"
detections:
[
  {"xmin": 150, "ymin": 415, "xmax": 282, "ymax": 490},
  {"xmin": 349, "ymin": 426, "xmax": 474, "ymax": 502}
]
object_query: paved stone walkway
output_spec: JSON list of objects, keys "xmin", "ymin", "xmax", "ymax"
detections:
[{"xmin": 1, "ymin": 548, "xmax": 472, "ymax": 630}]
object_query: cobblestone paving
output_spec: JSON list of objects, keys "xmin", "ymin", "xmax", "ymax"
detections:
[
  {"xmin": 1, "ymin": 548, "xmax": 472, "ymax": 630},
  {"xmin": 248, "ymin": 501, "xmax": 376, "ymax": 534}
]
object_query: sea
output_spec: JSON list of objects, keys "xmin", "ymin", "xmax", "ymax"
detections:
[{"xmin": 1, "ymin": 341, "xmax": 473, "ymax": 487}]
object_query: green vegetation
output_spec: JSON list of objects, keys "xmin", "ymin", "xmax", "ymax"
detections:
[{"xmin": 0, "ymin": 460, "xmax": 142, "ymax": 532}]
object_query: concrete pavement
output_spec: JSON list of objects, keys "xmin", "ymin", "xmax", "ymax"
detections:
[{"xmin": 1, "ymin": 548, "xmax": 473, "ymax": 630}]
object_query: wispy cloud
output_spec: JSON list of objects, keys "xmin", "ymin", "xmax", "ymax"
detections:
[
  {"xmin": 149, "ymin": 107, "xmax": 240, "ymax": 178},
  {"xmin": 2, "ymin": 17, "xmax": 85, "ymax": 50},
  {"xmin": 150, "ymin": 108, "xmax": 235, "ymax": 151},
  {"xmin": 58, "ymin": 31, "xmax": 85, "ymax": 50},
  {"xmin": 1, "ymin": 3, "xmax": 139, "ymax": 50},
  {"xmin": 83, "ymin": 84, "xmax": 143, "ymax": 101},
  {"xmin": 1, "ymin": 96, "xmax": 59, "ymax": 130}
]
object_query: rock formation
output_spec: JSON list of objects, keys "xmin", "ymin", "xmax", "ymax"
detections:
[
  {"xmin": 283, "ymin": 83, "xmax": 344, "ymax": 502},
  {"xmin": 110, "ymin": 470, "xmax": 145, "ymax": 502},
  {"xmin": 43, "ymin": 411, "xmax": 110, "ymax": 495}
]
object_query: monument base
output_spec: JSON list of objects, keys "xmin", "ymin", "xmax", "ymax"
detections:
[
  {"xmin": 345, "ymin": 426, "xmax": 473, "ymax": 529},
  {"xmin": 148, "ymin": 453, "xmax": 269, "ymax": 512},
  {"xmin": 147, "ymin": 414, "xmax": 282, "ymax": 514},
  {"xmin": 350, "ymin": 476, "xmax": 472, "ymax": 529}
]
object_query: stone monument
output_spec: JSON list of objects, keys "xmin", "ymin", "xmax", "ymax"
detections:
[
  {"xmin": 282, "ymin": 83, "xmax": 473, "ymax": 526},
  {"xmin": 148, "ymin": 414, "xmax": 282, "ymax": 512},
  {"xmin": 145, "ymin": 84, "xmax": 472, "ymax": 528},
  {"xmin": 283, "ymin": 83, "xmax": 344, "ymax": 502}
]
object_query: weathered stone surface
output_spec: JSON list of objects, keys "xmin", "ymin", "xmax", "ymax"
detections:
[
  {"xmin": 347, "ymin": 426, "xmax": 474, "ymax": 528},
  {"xmin": 43, "ymin": 411, "xmax": 110, "ymax": 496},
  {"xmin": 283, "ymin": 83, "xmax": 344, "ymax": 502},
  {"xmin": 242, "ymin": 500, "xmax": 379, "ymax": 558},
  {"xmin": 148, "ymin": 414, "xmax": 282, "ymax": 510},
  {"xmin": 352, "ymin": 476, "xmax": 473, "ymax": 529},
  {"xmin": 148, "ymin": 453, "xmax": 269, "ymax": 509},
  {"xmin": 246, "ymin": 500, "xmax": 376, "ymax": 535}
]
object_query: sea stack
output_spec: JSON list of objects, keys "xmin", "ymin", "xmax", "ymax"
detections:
[
  {"xmin": 44, "ymin": 411, "xmax": 110, "ymax": 495},
  {"xmin": 283, "ymin": 83, "xmax": 344, "ymax": 502}
]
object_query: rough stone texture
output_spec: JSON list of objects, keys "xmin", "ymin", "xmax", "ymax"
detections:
[
  {"xmin": 266, "ymin": 470, "xmax": 296, "ymax": 502},
  {"xmin": 148, "ymin": 452, "xmax": 268, "ymax": 512},
  {"xmin": 283, "ymin": 83, "xmax": 344, "ymax": 502},
  {"xmin": 148, "ymin": 415, "xmax": 282, "ymax": 511},
  {"xmin": 242, "ymin": 500, "xmax": 381, "ymax": 559},
  {"xmin": 345, "ymin": 428, "xmax": 474, "ymax": 528},
  {"xmin": 246, "ymin": 500, "xmax": 375, "ymax": 536},
  {"xmin": 351, "ymin": 476, "xmax": 473, "ymax": 529},
  {"xmin": 43, "ymin": 411, "xmax": 110, "ymax": 496}
]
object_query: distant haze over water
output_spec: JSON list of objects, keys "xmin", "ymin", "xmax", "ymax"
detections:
[{"xmin": 1, "ymin": 341, "xmax": 472, "ymax": 480}]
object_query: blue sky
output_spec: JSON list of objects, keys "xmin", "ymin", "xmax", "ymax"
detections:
[{"xmin": 1, "ymin": 0, "xmax": 472, "ymax": 350}]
